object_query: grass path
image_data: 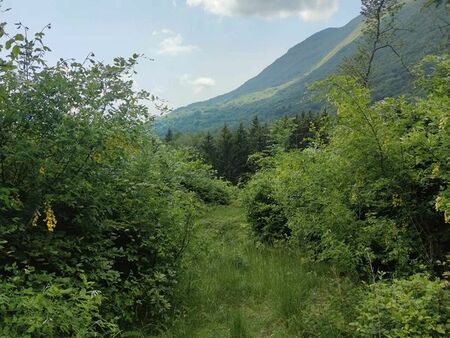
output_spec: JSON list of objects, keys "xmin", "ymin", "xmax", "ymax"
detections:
[{"xmin": 154, "ymin": 203, "xmax": 355, "ymax": 338}]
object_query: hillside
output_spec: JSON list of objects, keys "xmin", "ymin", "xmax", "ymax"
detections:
[{"xmin": 155, "ymin": 0, "xmax": 447, "ymax": 134}]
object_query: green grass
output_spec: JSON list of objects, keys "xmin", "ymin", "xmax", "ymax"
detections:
[{"xmin": 152, "ymin": 203, "xmax": 357, "ymax": 338}]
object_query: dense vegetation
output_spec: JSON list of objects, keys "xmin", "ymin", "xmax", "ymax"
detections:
[
  {"xmin": 244, "ymin": 53, "xmax": 450, "ymax": 270},
  {"xmin": 165, "ymin": 112, "xmax": 324, "ymax": 183},
  {"xmin": 162, "ymin": 1, "xmax": 450, "ymax": 337},
  {"xmin": 0, "ymin": 14, "xmax": 230, "ymax": 336}
]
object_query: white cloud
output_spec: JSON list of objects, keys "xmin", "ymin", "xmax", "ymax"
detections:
[
  {"xmin": 153, "ymin": 29, "xmax": 197, "ymax": 56},
  {"xmin": 180, "ymin": 74, "xmax": 216, "ymax": 93},
  {"xmin": 186, "ymin": 0, "xmax": 339, "ymax": 21}
]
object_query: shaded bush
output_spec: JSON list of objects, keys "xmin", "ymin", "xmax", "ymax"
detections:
[{"xmin": 242, "ymin": 174, "xmax": 290, "ymax": 243}]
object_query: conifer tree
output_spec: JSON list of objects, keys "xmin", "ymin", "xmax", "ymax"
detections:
[
  {"xmin": 200, "ymin": 132, "xmax": 217, "ymax": 166},
  {"xmin": 248, "ymin": 116, "xmax": 269, "ymax": 154},
  {"xmin": 164, "ymin": 128, "xmax": 173, "ymax": 143},
  {"xmin": 232, "ymin": 122, "xmax": 249, "ymax": 181},
  {"xmin": 289, "ymin": 112, "xmax": 317, "ymax": 149},
  {"xmin": 271, "ymin": 116, "xmax": 295, "ymax": 151},
  {"xmin": 216, "ymin": 124, "xmax": 234, "ymax": 181}
]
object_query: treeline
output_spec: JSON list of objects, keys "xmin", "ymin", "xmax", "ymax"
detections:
[{"xmin": 165, "ymin": 112, "xmax": 325, "ymax": 183}]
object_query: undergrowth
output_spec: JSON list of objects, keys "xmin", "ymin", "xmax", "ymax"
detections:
[{"xmin": 152, "ymin": 203, "xmax": 358, "ymax": 338}]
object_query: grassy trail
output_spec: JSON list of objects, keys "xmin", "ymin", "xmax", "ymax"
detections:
[{"xmin": 154, "ymin": 203, "xmax": 354, "ymax": 338}]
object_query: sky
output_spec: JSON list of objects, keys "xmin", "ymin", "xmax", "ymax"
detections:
[{"xmin": 2, "ymin": 0, "xmax": 361, "ymax": 110}]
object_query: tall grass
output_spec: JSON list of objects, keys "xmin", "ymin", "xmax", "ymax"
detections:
[{"xmin": 153, "ymin": 204, "xmax": 357, "ymax": 338}]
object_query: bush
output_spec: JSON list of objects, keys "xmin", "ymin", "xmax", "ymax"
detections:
[
  {"xmin": 242, "ymin": 172, "xmax": 290, "ymax": 243},
  {"xmin": 352, "ymin": 274, "xmax": 450, "ymax": 337},
  {"xmin": 0, "ymin": 271, "xmax": 118, "ymax": 337},
  {"xmin": 175, "ymin": 153, "xmax": 232, "ymax": 205},
  {"xmin": 0, "ymin": 19, "xmax": 212, "ymax": 334},
  {"xmin": 242, "ymin": 55, "xmax": 449, "ymax": 276}
]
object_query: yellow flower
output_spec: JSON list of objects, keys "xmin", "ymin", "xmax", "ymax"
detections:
[
  {"xmin": 431, "ymin": 163, "xmax": 440, "ymax": 178},
  {"xmin": 31, "ymin": 209, "xmax": 41, "ymax": 227},
  {"xmin": 392, "ymin": 194, "xmax": 404, "ymax": 207},
  {"xmin": 39, "ymin": 167, "xmax": 45, "ymax": 175},
  {"xmin": 439, "ymin": 116, "xmax": 448, "ymax": 130},
  {"xmin": 44, "ymin": 202, "xmax": 57, "ymax": 232},
  {"xmin": 351, "ymin": 191, "xmax": 358, "ymax": 203}
]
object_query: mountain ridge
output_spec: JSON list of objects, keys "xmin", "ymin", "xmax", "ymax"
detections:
[{"xmin": 156, "ymin": 0, "xmax": 446, "ymax": 134}]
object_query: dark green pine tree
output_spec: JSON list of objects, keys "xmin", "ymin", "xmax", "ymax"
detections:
[
  {"xmin": 248, "ymin": 116, "xmax": 269, "ymax": 154},
  {"xmin": 289, "ymin": 113, "xmax": 308, "ymax": 149},
  {"xmin": 216, "ymin": 124, "xmax": 234, "ymax": 181},
  {"xmin": 260, "ymin": 122, "xmax": 270, "ymax": 151},
  {"xmin": 200, "ymin": 132, "xmax": 217, "ymax": 166},
  {"xmin": 289, "ymin": 111, "xmax": 317, "ymax": 150},
  {"xmin": 164, "ymin": 128, "xmax": 173, "ymax": 143},
  {"xmin": 232, "ymin": 122, "xmax": 249, "ymax": 182}
]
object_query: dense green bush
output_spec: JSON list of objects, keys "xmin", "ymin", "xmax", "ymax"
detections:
[
  {"xmin": 0, "ymin": 19, "xmax": 224, "ymax": 334},
  {"xmin": 0, "ymin": 271, "xmax": 119, "ymax": 337},
  {"xmin": 243, "ymin": 54, "xmax": 450, "ymax": 276},
  {"xmin": 242, "ymin": 172, "xmax": 289, "ymax": 243},
  {"xmin": 352, "ymin": 274, "xmax": 450, "ymax": 337},
  {"xmin": 175, "ymin": 153, "xmax": 232, "ymax": 205}
]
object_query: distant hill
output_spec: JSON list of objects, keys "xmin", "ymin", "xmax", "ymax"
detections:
[{"xmin": 156, "ymin": 0, "xmax": 448, "ymax": 134}]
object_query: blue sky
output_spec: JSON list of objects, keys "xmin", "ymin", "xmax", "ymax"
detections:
[{"xmin": 2, "ymin": 0, "xmax": 361, "ymax": 110}]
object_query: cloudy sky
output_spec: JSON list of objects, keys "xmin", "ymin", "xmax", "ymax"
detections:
[{"xmin": 3, "ymin": 0, "xmax": 361, "ymax": 109}]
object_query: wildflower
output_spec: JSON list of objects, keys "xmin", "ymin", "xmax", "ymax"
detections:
[
  {"xmin": 92, "ymin": 153, "xmax": 101, "ymax": 163},
  {"xmin": 31, "ymin": 209, "xmax": 41, "ymax": 227},
  {"xmin": 44, "ymin": 202, "xmax": 57, "ymax": 232},
  {"xmin": 392, "ymin": 193, "xmax": 404, "ymax": 207},
  {"xmin": 431, "ymin": 163, "xmax": 440, "ymax": 178}
]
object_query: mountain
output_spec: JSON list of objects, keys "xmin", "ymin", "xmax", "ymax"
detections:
[{"xmin": 155, "ymin": 0, "xmax": 448, "ymax": 134}]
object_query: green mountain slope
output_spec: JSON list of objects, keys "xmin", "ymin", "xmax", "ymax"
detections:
[{"xmin": 156, "ymin": 0, "xmax": 447, "ymax": 134}]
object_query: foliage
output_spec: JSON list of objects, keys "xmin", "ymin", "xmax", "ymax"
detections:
[
  {"xmin": 179, "ymin": 113, "xmax": 322, "ymax": 185},
  {"xmin": 154, "ymin": 204, "xmax": 357, "ymax": 338},
  {"xmin": 352, "ymin": 274, "xmax": 450, "ymax": 337},
  {"xmin": 342, "ymin": 0, "xmax": 405, "ymax": 86},
  {"xmin": 0, "ymin": 271, "xmax": 119, "ymax": 337},
  {"xmin": 242, "ymin": 172, "xmax": 290, "ymax": 243},
  {"xmin": 175, "ymin": 151, "xmax": 232, "ymax": 205},
  {"xmin": 243, "ymin": 53, "xmax": 450, "ymax": 276},
  {"xmin": 0, "ymin": 16, "xmax": 224, "ymax": 335}
]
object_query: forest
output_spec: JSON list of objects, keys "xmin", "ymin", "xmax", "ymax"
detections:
[{"xmin": 0, "ymin": 0, "xmax": 449, "ymax": 337}]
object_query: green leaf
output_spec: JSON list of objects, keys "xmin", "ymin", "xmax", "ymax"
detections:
[
  {"xmin": 5, "ymin": 39, "xmax": 13, "ymax": 50},
  {"xmin": 14, "ymin": 33, "xmax": 24, "ymax": 41},
  {"xmin": 11, "ymin": 45, "xmax": 20, "ymax": 59}
]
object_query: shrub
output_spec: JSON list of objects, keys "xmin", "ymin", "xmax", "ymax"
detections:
[
  {"xmin": 242, "ymin": 55, "xmax": 449, "ymax": 275},
  {"xmin": 352, "ymin": 274, "xmax": 450, "ymax": 337},
  {"xmin": 0, "ymin": 271, "xmax": 118, "ymax": 337},
  {"xmin": 175, "ymin": 153, "xmax": 232, "ymax": 205},
  {"xmin": 242, "ymin": 172, "xmax": 290, "ymax": 243},
  {"xmin": 0, "ymin": 19, "xmax": 208, "ymax": 334}
]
